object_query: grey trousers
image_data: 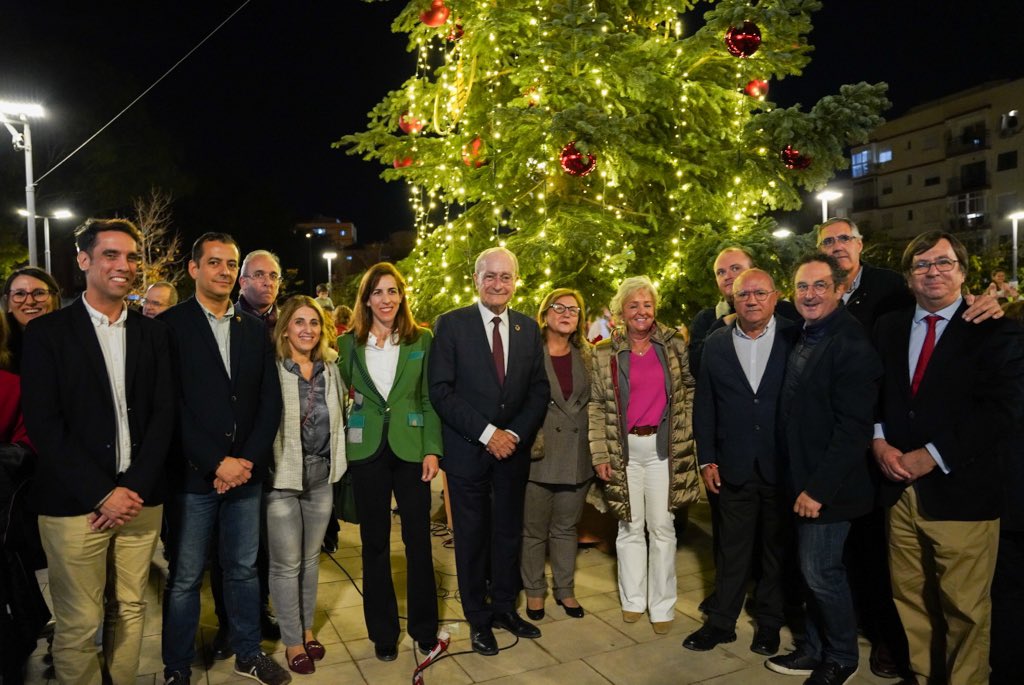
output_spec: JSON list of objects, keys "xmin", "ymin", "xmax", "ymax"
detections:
[
  {"xmin": 265, "ymin": 455, "xmax": 334, "ymax": 646},
  {"xmin": 520, "ymin": 480, "xmax": 589, "ymax": 599}
]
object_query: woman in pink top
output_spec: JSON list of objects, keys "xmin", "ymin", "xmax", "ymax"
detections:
[{"xmin": 588, "ymin": 276, "xmax": 700, "ymax": 634}]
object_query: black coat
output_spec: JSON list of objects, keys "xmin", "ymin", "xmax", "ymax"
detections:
[
  {"xmin": 689, "ymin": 299, "xmax": 801, "ymax": 377},
  {"xmin": 160, "ymin": 297, "xmax": 281, "ymax": 493},
  {"xmin": 845, "ymin": 262, "xmax": 914, "ymax": 330},
  {"xmin": 22, "ymin": 298, "xmax": 176, "ymax": 515},
  {"xmin": 874, "ymin": 302, "xmax": 1024, "ymax": 520},
  {"xmin": 778, "ymin": 307, "xmax": 881, "ymax": 523}
]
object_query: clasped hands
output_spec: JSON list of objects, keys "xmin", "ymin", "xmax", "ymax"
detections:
[
  {"xmin": 873, "ymin": 439, "xmax": 936, "ymax": 483},
  {"xmin": 213, "ymin": 456, "xmax": 254, "ymax": 494},
  {"xmin": 88, "ymin": 486, "xmax": 143, "ymax": 531},
  {"xmin": 485, "ymin": 428, "xmax": 518, "ymax": 460}
]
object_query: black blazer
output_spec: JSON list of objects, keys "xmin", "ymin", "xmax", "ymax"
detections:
[
  {"xmin": 160, "ymin": 297, "xmax": 282, "ymax": 493},
  {"xmin": 428, "ymin": 305, "xmax": 550, "ymax": 479},
  {"xmin": 874, "ymin": 302, "xmax": 1024, "ymax": 520},
  {"xmin": 845, "ymin": 262, "xmax": 914, "ymax": 330},
  {"xmin": 694, "ymin": 316, "xmax": 796, "ymax": 486},
  {"xmin": 22, "ymin": 298, "xmax": 176, "ymax": 515},
  {"xmin": 778, "ymin": 307, "xmax": 881, "ymax": 523},
  {"xmin": 689, "ymin": 300, "xmax": 801, "ymax": 378}
]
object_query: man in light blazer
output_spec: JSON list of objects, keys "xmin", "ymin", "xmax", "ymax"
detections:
[
  {"xmin": 428, "ymin": 247, "xmax": 550, "ymax": 656},
  {"xmin": 23, "ymin": 218, "xmax": 174, "ymax": 685},
  {"xmin": 159, "ymin": 233, "xmax": 287, "ymax": 685}
]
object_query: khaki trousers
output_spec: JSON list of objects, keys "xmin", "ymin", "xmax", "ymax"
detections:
[
  {"xmin": 887, "ymin": 487, "xmax": 998, "ymax": 685},
  {"xmin": 39, "ymin": 506, "xmax": 162, "ymax": 685}
]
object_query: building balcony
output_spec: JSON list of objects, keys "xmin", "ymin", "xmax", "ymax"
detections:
[
  {"xmin": 852, "ymin": 196, "xmax": 878, "ymax": 211},
  {"xmin": 945, "ymin": 129, "xmax": 990, "ymax": 157},
  {"xmin": 947, "ymin": 173, "xmax": 990, "ymax": 195}
]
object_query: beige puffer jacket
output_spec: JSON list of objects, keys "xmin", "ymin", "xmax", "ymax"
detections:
[{"xmin": 588, "ymin": 322, "xmax": 700, "ymax": 521}]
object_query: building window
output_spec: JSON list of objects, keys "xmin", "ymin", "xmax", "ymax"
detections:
[
  {"xmin": 878, "ymin": 148, "xmax": 893, "ymax": 164},
  {"xmin": 881, "ymin": 180, "xmax": 893, "ymax": 195},
  {"xmin": 997, "ymin": 150, "xmax": 1018, "ymax": 171},
  {"xmin": 907, "ymin": 174, "xmax": 913, "ymax": 186},
  {"xmin": 950, "ymin": 192, "xmax": 987, "ymax": 228},
  {"xmin": 907, "ymin": 210, "xmax": 914, "ymax": 221},
  {"xmin": 1001, "ymin": 110, "xmax": 1019, "ymax": 132},
  {"xmin": 851, "ymin": 150, "xmax": 870, "ymax": 178},
  {"xmin": 924, "ymin": 176, "xmax": 940, "ymax": 186}
]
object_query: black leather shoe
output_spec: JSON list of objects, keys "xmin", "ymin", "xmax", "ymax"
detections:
[
  {"xmin": 750, "ymin": 627, "xmax": 781, "ymax": 656},
  {"xmin": 470, "ymin": 628, "xmax": 499, "ymax": 656},
  {"xmin": 211, "ymin": 627, "xmax": 233, "ymax": 661},
  {"xmin": 260, "ymin": 606, "xmax": 281, "ymax": 641},
  {"xmin": 525, "ymin": 606, "xmax": 545, "ymax": 621},
  {"xmin": 417, "ymin": 639, "xmax": 436, "ymax": 656},
  {"xmin": 374, "ymin": 643, "xmax": 398, "ymax": 661},
  {"xmin": 492, "ymin": 611, "xmax": 541, "ymax": 638},
  {"xmin": 556, "ymin": 598, "xmax": 585, "ymax": 619},
  {"xmin": 869, "ymin": 642, "xmax": 904, "ymax": 679},
  {"xmin": 682, "ymin": 624, "xmax": 736, "ymax": 651}
]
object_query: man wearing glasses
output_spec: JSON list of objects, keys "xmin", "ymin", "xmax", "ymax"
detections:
[
  {"xmin": 142, "ymin": 282, "xmax": 178, "ymax": 318},
  {"xmin": 872, "ymin": 232, "xmax": 1024, "ymax": 685},
  {"xmin": 685, "ymin": 269, "xmax": 795, "ymax": 657},
  {"xmin": 237, "ymin": 250, "xmax": 282, "ymax": 335}
]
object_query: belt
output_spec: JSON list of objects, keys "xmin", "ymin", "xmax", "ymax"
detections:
[{"xmin": 628, "ymin": 425, "xmax": 658, "ymax": 436}]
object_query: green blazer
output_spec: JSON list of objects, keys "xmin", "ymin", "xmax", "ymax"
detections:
[{"xmin": 337, "ymin": 327, "xmax": 444, "ymax": 463}]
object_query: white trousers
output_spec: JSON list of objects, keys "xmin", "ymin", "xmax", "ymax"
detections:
[{"xmin": 616, "ymin": 433, "xmax": 677, "ymax": 622}]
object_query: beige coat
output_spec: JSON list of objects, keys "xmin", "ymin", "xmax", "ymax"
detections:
[{"xmin": 588, "ymin": 322, "xmax": 700, "ymax": 521}]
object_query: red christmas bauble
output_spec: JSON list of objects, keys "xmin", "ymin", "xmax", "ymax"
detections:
[
  {"xmin": 447, "ymin": 22, "xmax": 464, "ymax": 41},
  {"xmin": 560, "ymin": 142, "xmax": 597, "ymax": 177},
  {"xmin": 725, "ymin": 21, "xmax": 762, "ymax": 57},
  {"xmin": 393, "ymin": 156, "xmax": 414, "ymax": 169},
  {"xmin": 420, "ymin": 0, "xmax": 450, "ymax": 28},
  {"xmin": 462, "ymin": 137, "xmax": 486, "ymax": 167},
  {"xmin": 744, "ymin": 79, "xmax": 769, "ymax": 98},
  {"xmin": 398, "ymin": 113, "xmax": 423, "ymax": 134},
  {"xmin": 780, "ymin": 145, "xmax": 812, "ymax": 170}
]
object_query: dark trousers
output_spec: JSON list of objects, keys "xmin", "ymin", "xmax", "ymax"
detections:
[
  {"xmin": 447, "ymin": 452, "xmax": 530, "ymax": 629},
  {"xmin": 991, "ymin": 529, "xmax": 1024, "ymax": 685},
  {"xmin": 708, "ymin": 470, "xmax": 787, "ymax": 631},
  {"xmin": 350, "ymin": 445, "xmax": 438, "ymax": 646},
  {"xmin": 211, "ymin": 502, "xmax": 271, "ymax": 628}
]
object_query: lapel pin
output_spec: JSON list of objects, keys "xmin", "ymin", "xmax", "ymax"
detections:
[{"xmin": 514, "ymin": 324, "xmax": 521, "ymax": 331}]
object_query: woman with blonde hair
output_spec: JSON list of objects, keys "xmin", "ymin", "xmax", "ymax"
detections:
[
  {"xmin": 589, "ymin": 276, "xmax": 699, "ymax": 634},
  {"xmin": 267, "ymin": 295, "xmax": 347, "ymax": 674},
  {"xmin": 521, "ymin": 288, "xmax": 594, "ymax": 620},
  {"xmin": 338, "ymin": 262, "xmax": 442, "ymax": 661}
]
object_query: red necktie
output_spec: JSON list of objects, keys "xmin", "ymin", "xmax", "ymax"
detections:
[
  {"xmin": 910, "ymin": 314, "xmax": 941, "ymax": 396},
  {"xmin": 492, "ymin": 316, "xmax": 505, "ymax": 385}
]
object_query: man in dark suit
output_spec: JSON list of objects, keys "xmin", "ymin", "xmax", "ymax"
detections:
[
  {"xmin": 684, "ymin": 269, "xmax": 794, "ymax": 656},
  {"xmin": 766, "ymin": 254, "xmax": 882, "ymax": 685},
  {"xmin": 23, "ymin": 218, "xmax": 175, "ymax": 685},
  {"xmin": 160, "ymin": 233, "xmax": 287, "ymax": 685},
  {"xmin": 428, "ymin": 247, "xmax": 550, "ymax": 656},
  {"xmin": 872, "ymin": 231, "xmax": 1024, "ymax": 685}
]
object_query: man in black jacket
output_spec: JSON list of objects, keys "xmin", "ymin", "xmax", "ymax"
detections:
[{"xmin": 767, "ymin": 254, "xmax": 882, "ymax": 685}]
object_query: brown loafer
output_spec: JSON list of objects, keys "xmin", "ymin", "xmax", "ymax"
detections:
[
  {"xmin": 304, "ymin": 639, "xmax": 326, "ymax": 661},
  {"xmin": 288, "ymin": 652, "xmax": 315, "ymax": 675}
]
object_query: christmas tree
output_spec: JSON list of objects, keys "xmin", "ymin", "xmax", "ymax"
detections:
[{"xmin": 339, "ymin": 0, "xmax": 889, "ymax": 321}]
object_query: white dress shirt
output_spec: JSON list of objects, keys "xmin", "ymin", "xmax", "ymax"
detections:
[
  {"xmin": 81, "ymin": 294, "xmax": 132, "ymax": 475},
  {"xmin": 731, "ymin": 315, "xmax": 777, "ymax": 393},
  {"xmin": 199, "ymin": 300, "xmax": 234, "ymax": 377},
  {"xmin": 476, "ymin": 301, "xmax": 515, "ymax": 446},
  {"xmin": 365, "ymin": 332, "xmax": 400, "ymax": 401}
]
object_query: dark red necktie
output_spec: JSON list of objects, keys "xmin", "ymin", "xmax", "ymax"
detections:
[
  {"xmin": 492, "ymin": 316, "xmax": 505, "ymax": 385},
  {"xmin": 910, "ymin": 314, "xmax": 941, "ymax": 396}
]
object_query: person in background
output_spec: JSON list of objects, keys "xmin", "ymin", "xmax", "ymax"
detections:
[
  {"xmin": 142, "ymin": 281, "xmax": 178, "ymax": 318},
  {"xmin": 2, "ymin": 266, "xmax": 62, "ymax": 373},
  {"xmin": 314, "ymin": 283, "xmax": 335, "ymax": 312},
  {"xmin": 589, "ymin": 276, "xmax": 699, "ymax": 635},
  {"xmin": 334, "ymin": 304, "xmax": 353, "ymax": 335},
  {"xmin": 266, "ymin": 296, "xmax": 347, "ymax": 675},
  {"xmin": 521, "ymin": 288, "xmax": 593, "ymax": 621},
  {"xmin": 237, "ymin": 250, "xmax": 282, "ymax": 334},
  {"xmin": 587, "ymin": 306, "xmax": 612, "ymax": 343},
  {"xmin": 339, "ymin": 262, "xmax": 442, "ymax": 661},
  {"xmin": 986, "ymin": 268, "xmax": 1018, "ymax": 302}
]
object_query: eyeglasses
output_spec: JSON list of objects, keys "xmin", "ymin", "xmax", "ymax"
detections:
[
  {"xmin": 7, "ymin": 288, "xmax": 51, "ymax": 304},
  {"xmin": 734, "ymin": 289, "xmax": 775, "ymax": 302},
  {"xmin": 818, "ymin": 234, "xmax": 858, "ymax": 248},
  {"xmin": 242, "ymin": 271, "xmax": 280, "ymax": 283},
  {"xmin": 548, "ymin": 303, "xmax": 581, "ymax": 316},
  {"xmin": 795, "ymin": 281, "xmax": 834, "ymax": 295},
  {"xmin": 910, "ymin": 257, "xmax": 958, "ymax": 275}
]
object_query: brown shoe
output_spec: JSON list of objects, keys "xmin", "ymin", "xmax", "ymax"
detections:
[
  {"xmin": 652, "ymin": 620, "xmax": 673, "ymax": 635},
  {"xmin": 622, "ymin": 610, "xmax": 642, "ymax": 623}
]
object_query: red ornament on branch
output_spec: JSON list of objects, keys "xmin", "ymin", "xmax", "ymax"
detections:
[
  {"xmin": 398, "ymin": 113, "xmax": 424, "ymax": 134},
  {"xmin": 725, "ymin": 21, "xmax": 762, "ymax": 57},
  {"xmin": 420, "ymin": 0, "xmax": 450, "ymax": 28},
  {"xmin": 462, "ymin": 137, "xmax": 486, "ymax": 167},
  {"xmin": 393, "ymin": 156, "xmax": 414, "ymax": 169},
  {"xmin": 447, "ymin": 22, "xmax": 464, "ymax": 41},
  {"xmin": 560, "ymin": 142, "xmax": 597, "ymax": 177},
  {"xmin": 780, "ymin": 145, "xmax": 812, "ymax": 170},
  {"xmin": 744, "ymin": 79, "xmax": 769, "ymax": 98}
]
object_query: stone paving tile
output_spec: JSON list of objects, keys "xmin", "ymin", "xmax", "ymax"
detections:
[
  {"xmin": 584, "ymin": 634, "xmax": 751, "ymax": 685},
  {"xmin": 530, "ymin": 614, "xmax": 636, "ymax": 662},
  {"xmin": 450, "ymin": 636, "xmax": 558, "ymax": 682},
  {"xmin": 477, "ymin": 659, "xmax": 611, "ymax": 685}
]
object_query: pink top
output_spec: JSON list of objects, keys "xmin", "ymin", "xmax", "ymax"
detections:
[{"xmin": 626, "ymin": 348, "xmax": 667, "ymax": 431}]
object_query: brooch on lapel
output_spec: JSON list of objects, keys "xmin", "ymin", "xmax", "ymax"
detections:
[
  {"xmin": 514, "ymin": 324, "xmax": 521, "ymax": 331},
  {"xmin": 234, "ymin": 316, "xmax": 241, "ymax": 322}
]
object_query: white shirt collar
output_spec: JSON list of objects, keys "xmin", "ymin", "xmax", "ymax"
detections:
[
  {"xmin": 477, "ymin": 300, "xmax": 509, "ymax": 326},
  {"xmin": 914, "ymin": 296, "xmax": 962, "ymax": 324},
  {"xmin": 81, "ymin": 293, "xmax": 127, "ymax": 327},
  {"xmin": 733, "ymin": 314, "xmax": 776, "ymax": 341}
]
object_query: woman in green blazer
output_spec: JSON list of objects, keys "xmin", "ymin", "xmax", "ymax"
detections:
[{"xmin": 337, "ymin": 262, "xmax": 442, "ymax": 662}]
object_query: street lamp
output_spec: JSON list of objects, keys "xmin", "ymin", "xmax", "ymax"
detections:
[
  {"xmin": 1, "ymin": 100, "xmax": 45, "ymax": 266},
  {"xmin": 816, "ymin": 189, "xmax": 843, "ymax": 223},
  {"xmin": 322, "ymin": 251, "xmax": 338, "ymax": 291},
  {"xmin": 772, "ymin": 227, "xmax": 793, "ymax": 239},
  {"xmin": 1009, "ymin": 210, "xmax": 1024, "ymax": 289},
  {"xmin": 18, "ymin": 208, "xmax": 72, "ymax": 273}
]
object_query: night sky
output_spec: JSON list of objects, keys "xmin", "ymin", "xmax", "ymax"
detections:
[{"xmin": 0, "ymin": 0, "xmax": 1016, "ymax": 285}]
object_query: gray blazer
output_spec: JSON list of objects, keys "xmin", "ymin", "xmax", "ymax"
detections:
[{"xmin": 529, "ymin": 346, "xmax": 592, "ymax": 485}]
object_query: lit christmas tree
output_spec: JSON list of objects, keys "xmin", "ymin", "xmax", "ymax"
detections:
[{"xmin": 339, "ymin": 0, "xmax": 889, "ymax": 320}]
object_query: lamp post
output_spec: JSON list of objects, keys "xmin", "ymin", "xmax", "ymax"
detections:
[
  {"xmin": 1, "ymin": 101, "xmax": 45, "ymax": 266},
  {"xmin": 1009, "ymin": 210, "xmax": 1024, "ymax": 290},
  {"xmin": 18, "ymin": 208, "xmax": 72, "ymax": 273},
  {"xmin": 816, "ymin": 189, "xmax": 843, "ymax": 223},
  {"xmin": 772, "ymin": 227, "xmax": 793, "ymax": 239},
  {"xmin": 322, "ymin": 251, "xmax": 338, "ymax": 291}
]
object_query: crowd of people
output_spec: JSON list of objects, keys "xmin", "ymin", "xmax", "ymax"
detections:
[{"xmin": 0, "ymin": 217, "xmax": 1021, "ymax": 685}]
